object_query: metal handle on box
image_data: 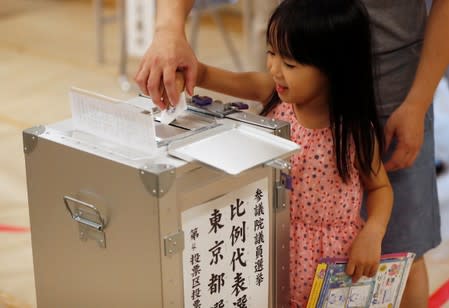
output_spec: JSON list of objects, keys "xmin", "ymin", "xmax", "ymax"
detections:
[
  {"xmin": 64, "ymin": 196, "xmax": 105, "ymax": 231},
  {"xmin": 64, "ymin": 195, "xmax": 107, "ymax": 248}
]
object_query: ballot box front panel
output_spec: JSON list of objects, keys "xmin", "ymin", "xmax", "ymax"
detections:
[{"xmin": 25, "ymin": 136, "xmax": 164, "ymax": 308}]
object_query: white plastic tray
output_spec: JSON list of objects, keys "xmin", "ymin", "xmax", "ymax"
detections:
[{"xmin": 168, "ymin": 124, "xmax": 299, "ymax": 175}]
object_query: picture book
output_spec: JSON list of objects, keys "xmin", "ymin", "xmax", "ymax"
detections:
[{"xmin": 306, "ymin": 252, "xmax": 415, "ymax": 308}]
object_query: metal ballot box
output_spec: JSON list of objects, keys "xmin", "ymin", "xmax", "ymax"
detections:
[{"xmin": 23, "ymin": 92, "xmax": 298, "ymax": 308}]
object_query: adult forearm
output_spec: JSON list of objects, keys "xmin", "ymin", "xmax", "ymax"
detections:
[
  {"xmin": 405, "ymin": 0, "xmax": 449, "ymax": 113},
  {"xmin": 155, "ymin": 0, "xmax": 195, "ymax": 33}
]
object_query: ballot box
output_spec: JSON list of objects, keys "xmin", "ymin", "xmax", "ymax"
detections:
[{"xmin": 23, "ymin": 89, "xmax": 299, "ymax": 308}]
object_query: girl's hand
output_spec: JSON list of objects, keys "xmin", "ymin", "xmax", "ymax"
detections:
[{"xmin": 346, "ymin": 222, "xmax": 384, "ymax": 282}]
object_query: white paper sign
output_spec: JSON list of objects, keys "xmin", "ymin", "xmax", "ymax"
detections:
[{"xmin": 182, "ymin": 178, "xmax": 270, "ymax": 308}]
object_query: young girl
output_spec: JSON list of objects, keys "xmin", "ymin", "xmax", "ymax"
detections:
[{"xmin": 178, "ymin": 0, "xmax": 393, "ymax": 306}]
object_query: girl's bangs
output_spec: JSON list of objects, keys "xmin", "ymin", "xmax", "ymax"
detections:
[
  {"xmin": 266, "ymin": 16, "xmax": 294, "ymax": 59},
  {"xmin": 266, "ymin": 8, "xmax": 315, "ymax": 64}
]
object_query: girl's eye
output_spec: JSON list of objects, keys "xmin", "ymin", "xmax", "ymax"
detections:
[
  {"xmin": 266, "ymin": 50, "xmax": 275, "ymax": 56},
  {"xmin": 284, "ymin": 62, "xmax": 296, "ymax": 68}
]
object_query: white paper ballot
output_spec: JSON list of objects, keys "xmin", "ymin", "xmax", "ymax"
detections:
[
  {"xmin": 69, "ymin": 87, "xmax": 157, "ymax": 153},
  {"xmin": 159, "ymin": 92, "xmax": 188, "ymax": 124}
]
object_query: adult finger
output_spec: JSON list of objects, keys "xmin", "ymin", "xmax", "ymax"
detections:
[
  {"xmin": 385, "ymin": 138, "xmax": 420, "ymax": 171},
  {"xmin": 405, "ymin": 150, "xmax": 420, "ymax": 169},
  {"xmin": 163, "ymin": 67, "xmax": 179, "ymax": 106},
  {"xmin": 399, "ymin": 151, "xmax": 416, "ymax": 170},
  {"xmin": 175, "ymin": 71, "xmax": 186, "ymax": 93},
  {"xmin": 384, "ymin": 124, "xmax": 394, "ymax": 154},
  {"xmin": 384, "ymin": 142, "xmax": 409, "ymax": 171},
  {"xmin": 134, "ymin": 55, "xmax": 145, "ymax": 81},
  {"xmin": 134, "ymin": 62, "xmax": 151, "ymax": 96},
  {"xmin": 159, "ymin": 83, "xmax": 171, "ymax": 110},
  {"xmin": 404, "ymin": 140, "xmax": 422, "ymax": 168},
  {"xmin": 184, "ymin": 64, "xmax": 198, "ymax": 96},
  {"xmin": 147, "ymin": 67, "xmax": 163, "ymax": 107}
]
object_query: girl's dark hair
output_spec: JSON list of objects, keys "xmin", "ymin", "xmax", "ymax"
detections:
[{"xmin": 261, "ymin": 0, "xmax": 384, "ymax": 181}]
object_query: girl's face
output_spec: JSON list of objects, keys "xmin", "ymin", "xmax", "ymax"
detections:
[{"xmin": 266, "ymin": 46, "xmax": 329, "ymax": 108}]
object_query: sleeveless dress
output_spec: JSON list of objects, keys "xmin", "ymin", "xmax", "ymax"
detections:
[{"xmin": 268, "ymin": 102, "xmax": 365, "ymax": 307}]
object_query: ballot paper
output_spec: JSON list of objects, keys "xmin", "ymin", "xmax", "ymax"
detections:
[
  {"xmin": 159, "ymin": 92, "xmax": 188, "ymax": 124},
  {"xmin": 69, "ymin": 87, "xmax": 157, "ymax": 154}
]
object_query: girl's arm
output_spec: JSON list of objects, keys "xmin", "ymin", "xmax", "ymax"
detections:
[
  {"xmin": 346, "ymin": 142, "xmax": 393, "ymax": 282},
  {"xmin": 196, "ymin": 62, "xmax": 275, "ymax": 105}
]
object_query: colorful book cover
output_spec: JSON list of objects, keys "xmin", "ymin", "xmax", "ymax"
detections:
[
  {"xmin": 307, "ymin": 252, "xmax": 415, "ymax": 308},
  {"xmin": 307, "ymin": 262, "xmax": 329, "ymax": 308}
]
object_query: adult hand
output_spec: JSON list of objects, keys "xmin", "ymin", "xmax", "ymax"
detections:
[
  {"xmin": 383, "ymin": 103, "xmax": 426, "ymax": 171},
  {"xmin": 161, "ymin": 71, "xmax": 186, "ymax": 107},
  {"xmin": 134, "ymin": 28, "xmax": 198, "ymax": 109}
]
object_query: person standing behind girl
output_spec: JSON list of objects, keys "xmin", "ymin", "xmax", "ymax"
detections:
[{"xmin": 181, "ymin": 0, "xmax": 394, "ymax": 306}]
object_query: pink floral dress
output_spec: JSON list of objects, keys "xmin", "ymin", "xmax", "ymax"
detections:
[{"xmin": 268, "ymin": 103, "xmax": 365, "ymax": 307}]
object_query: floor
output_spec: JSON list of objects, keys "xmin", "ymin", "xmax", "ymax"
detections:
[{"xmin": 0, "ymin": 1, "xmax": 448, "ymax": 307}]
